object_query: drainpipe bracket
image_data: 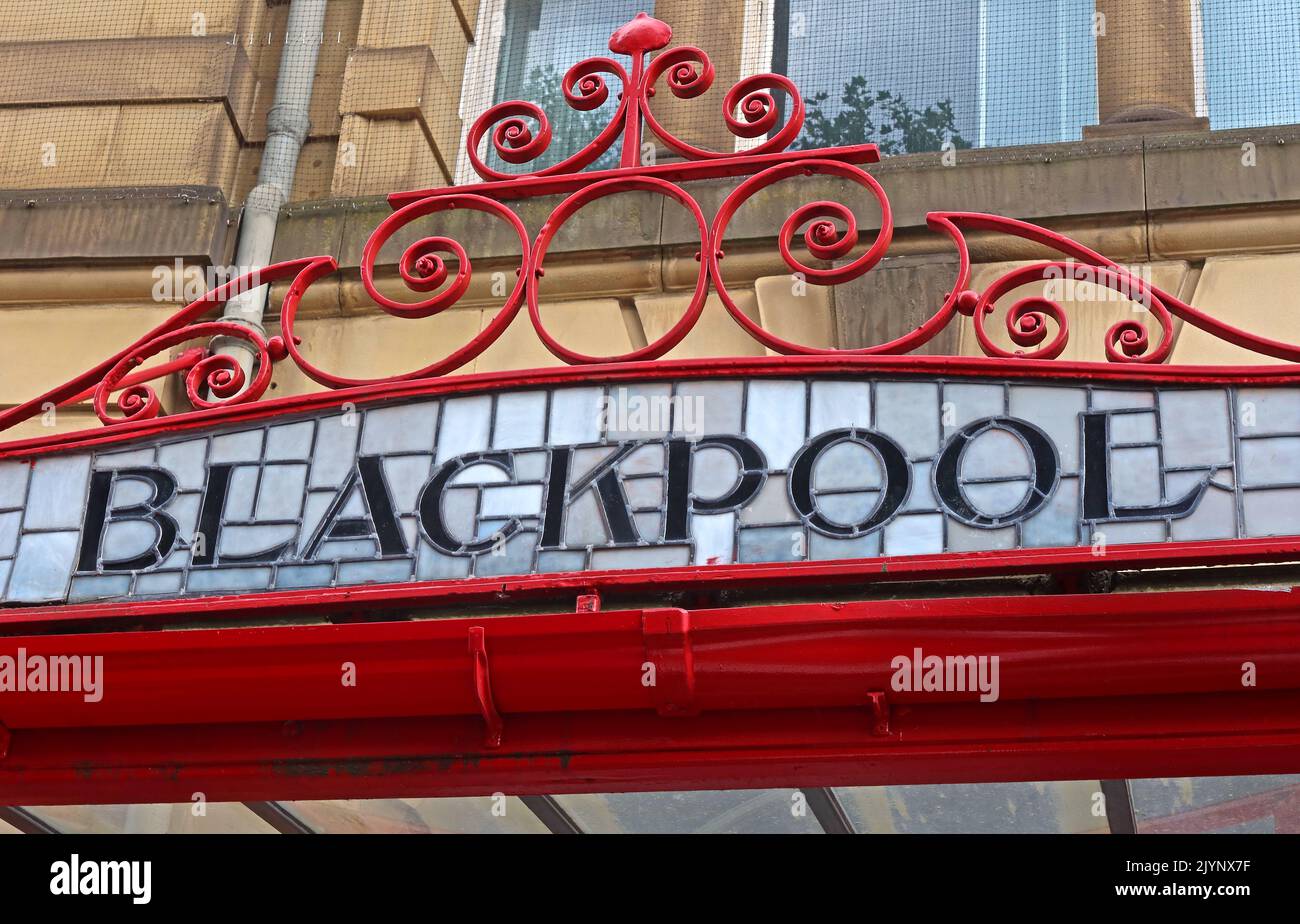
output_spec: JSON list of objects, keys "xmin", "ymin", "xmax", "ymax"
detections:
[
  {"xmin": 266, "ymin": 103, "xmax": 312, "ymax": 147},
  {"xmin": 212, "ymin": 316, "xmax": 268, "ymax": 338},
  {"xmin": 208, "ymin": 316, "xmax": 270, "ymax": 371}
]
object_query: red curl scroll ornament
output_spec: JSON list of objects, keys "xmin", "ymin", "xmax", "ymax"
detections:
[
  {"xmin": 93, "ymin": 321, "xmax": 282, "ymax": 426},
  {"xmin": 928, "ymin": 211, "xmax": 1300, "ymax": 363},
  {"xmin": 709, "ymin": 159, "xmax": 894, "ymax": 355},
  {"xmin": 529, "ymin": 175, "xmax": 710, "ymax": 364},
  {"xmin": 970, "ymin": 261, "xmax": 1175, "ymax": 363},
  {"xmin": 278, "ymin": 193, "xmax": 532, "ymax": 388},
  {"xmin": 466, "ymin": 56, "xmax": 630, "ymax": 180},
  {"xmin": 640, "ymin": 48, "xmax": 805, "ymax": 160},
  {"xmin": 0, "ymin": 258, "xmax": 335, "ymax": 437}
]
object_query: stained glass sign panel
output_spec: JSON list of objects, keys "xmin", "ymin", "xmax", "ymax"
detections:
[{"xmin": 1, "ymin": 372, "xmax": 1292, "ymax": 606}]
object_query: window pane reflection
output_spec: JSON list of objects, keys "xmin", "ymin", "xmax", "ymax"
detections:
[
  {"xmin": 1201, "ymin": 0, "xmax": 1300, "ymax": 130},
  {"xmin": 782, "ymin": 0, "xmax": 1097, "ymax": 151},
  {"xmin": 27, "ymin": 803, "xmax": 275, "ymax": 834},
  {"xmin": 553, "ymin": 789, "xmax": 823, "ymax": 833},
  {"xmin": 1132, "ymin": 775, "xmax": 1300, "ymax": 833},
  {"xmin": 834, "ymin": 780, "xmax": 1105, "ymax": 833},
  {"xmin": 284, "ymin": 798, "xmax": 549, "ymax": 834}
]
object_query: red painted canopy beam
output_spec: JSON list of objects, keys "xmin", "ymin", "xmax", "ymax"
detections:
[{"xmin": 2, "ymin": 586, "xmax": 1298, "ymax": 804}]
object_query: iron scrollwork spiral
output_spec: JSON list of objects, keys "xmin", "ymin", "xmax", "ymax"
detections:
[
  {"xmin": 465, "ymin": 57, "xmax": 630, "ymax": 180},
  {"xmin": 640, "ymin": 46, "xmax": 806, "ymax": 160},
  {"xmin": 277, "ymin": 193, "xmax": 532, "ymax": 388},
  {"xmin": 709, "ymin": 159, "xmax": 898, "ymax": 355},
  {"xmin": 967, "ymin": 261, "xmax": 1175, "ymax": 363},
  {"xmin": 94, "ymin": 322, "xmax": 281, "ymax": 426},
  {"xmin": 528, "ymin": 176, "xmax": 710, "ymax": 364}
]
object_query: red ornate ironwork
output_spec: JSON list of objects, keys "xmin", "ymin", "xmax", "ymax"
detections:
[{"xmin": 4, "ymin": 10, "xmax": 1300, "ymax": 438}]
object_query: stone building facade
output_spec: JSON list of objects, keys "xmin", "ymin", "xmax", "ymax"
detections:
[{"xmin": 1, "ymin": 0, "xmax": 1298, "ymax": 442}]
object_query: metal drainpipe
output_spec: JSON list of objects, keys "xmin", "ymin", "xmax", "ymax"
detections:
[{"xmin": 216, "ymin": 0, "xmax": 329, "ymax": 379}]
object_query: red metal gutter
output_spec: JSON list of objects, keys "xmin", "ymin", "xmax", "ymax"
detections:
[{"xmin": 2, "ymin": 586, "xmax": 1298, "ymax": 804}]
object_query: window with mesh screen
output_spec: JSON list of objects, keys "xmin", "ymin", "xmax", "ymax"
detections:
[
  {"xmin": 776, "ymin": 0, "xmax": 1097, "ymax": 152},
  {"xmin": 1199, "ymin": 0, "xmax": 1300, "ymax": 130}
]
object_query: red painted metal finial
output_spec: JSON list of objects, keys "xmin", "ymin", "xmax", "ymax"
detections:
[
  {"xmin": 461, "ymin": 8, "xmax": 806, "ymax": 179},
  {"xmin": 609, "ymin": 11, "xmax": 672, "ymax": 55}
]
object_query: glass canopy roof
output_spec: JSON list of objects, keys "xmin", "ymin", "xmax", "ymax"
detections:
[{"xmin": 5, "ymin": 775, "xmax": 1297, "ymax": 834}]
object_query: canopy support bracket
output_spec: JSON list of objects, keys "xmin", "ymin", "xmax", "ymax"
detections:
[
  {"xmin": 468, "ymin": 627, "xmax": 503, "ymax": 749},
  {"xmin": 642, "ymin": 608, "xmax": 697, "ymax": 717}
]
